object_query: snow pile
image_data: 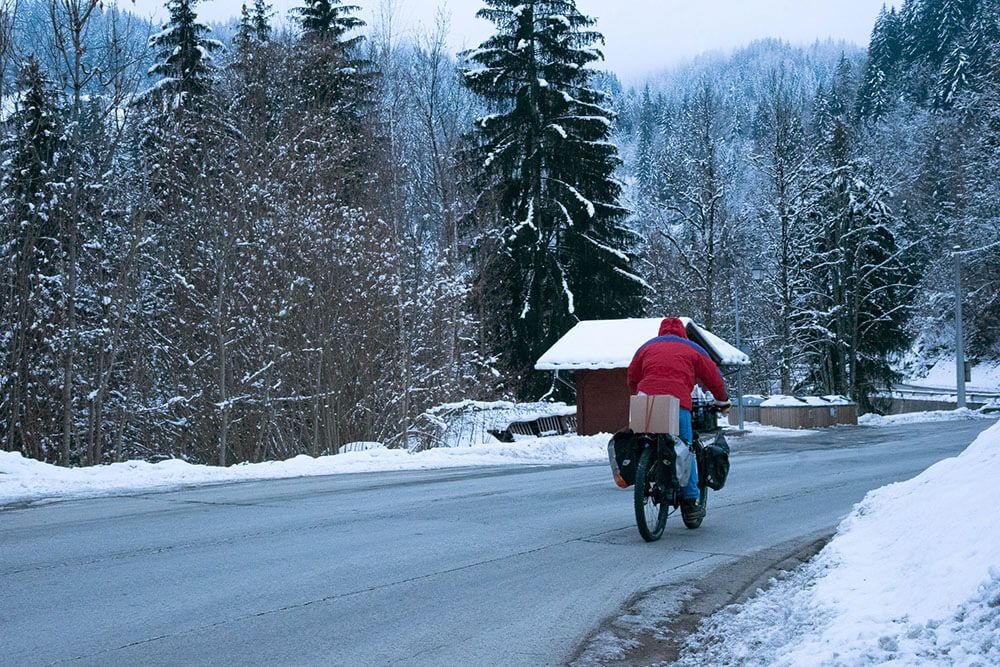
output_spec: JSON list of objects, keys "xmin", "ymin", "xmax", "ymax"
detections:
[
  {"xmin": 860, "ymin": 408, "xmax": 996, "ymax": 427},
  {"xmin": 737, "ymin": 422, "xmax": 814, "ymax": 438},
  {"xmin": 677, "ymin": 420, "xmax": 1000, "ymax": 666},
  {"xmin": 0, "ymin": 434, "xmax": 608, "ymax": 506}
]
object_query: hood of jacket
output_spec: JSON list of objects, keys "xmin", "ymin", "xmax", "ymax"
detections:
[{"xmin": 659, "ymin": 317, "xmax": 688, "ymax": 339}]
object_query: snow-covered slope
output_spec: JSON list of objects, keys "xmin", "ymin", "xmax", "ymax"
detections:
[
  {"xmin": 906, "ymin": 358, "xmax": 1000, "ymax": 393},
  {"xmin": 677, "ymin": 419, "xmax": 1000, "ymax": 666}
]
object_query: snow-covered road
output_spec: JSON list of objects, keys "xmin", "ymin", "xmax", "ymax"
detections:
[{"xmin": 1, "ymin": 419, "xmax": 995, "ymax": 666}]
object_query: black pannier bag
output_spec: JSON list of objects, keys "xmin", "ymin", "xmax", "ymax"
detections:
[
  {"xmin": 701, "ymin": 433, "xmax": 731, "ymax": 491},
  {"xmin": 609, "ymin": 431, "xmax": 680, "ymax": 489},
  {"xmin": 608, "ymin": 430, "xmax": 639, "ymax": 488}
]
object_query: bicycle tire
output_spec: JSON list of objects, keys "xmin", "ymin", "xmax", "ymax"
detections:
[{"xmin": 634, "ymin": 445, "xmax": 669, "ymax": 542}]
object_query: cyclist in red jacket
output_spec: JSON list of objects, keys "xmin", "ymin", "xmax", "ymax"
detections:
[{"xmin": 627, "ymin": 317, "xmax": 731, "ymax": 521}]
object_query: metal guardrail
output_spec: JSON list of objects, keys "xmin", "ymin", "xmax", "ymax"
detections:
[
  {"xmin": 892, "ymin": 384, "xmax": 1000, "ymax": 403},
  {"xmin": 886, "ymin": 384, "xmax": 1000, "ymax": 413}
]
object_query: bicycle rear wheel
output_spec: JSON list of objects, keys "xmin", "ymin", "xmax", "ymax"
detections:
[{"xmin": 634, "ymin": 445, "xmax": 669, "ymax": 542}]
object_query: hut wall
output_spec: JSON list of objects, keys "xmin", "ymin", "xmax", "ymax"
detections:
[{"xmin": 576, "ymin": 368, "xmax": 630, "ymax": 436}]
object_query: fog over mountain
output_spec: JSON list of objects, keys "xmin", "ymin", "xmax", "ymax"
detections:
[{"xmin": 126, "ymin": 0, "xmax": 896, "ymax": 77}]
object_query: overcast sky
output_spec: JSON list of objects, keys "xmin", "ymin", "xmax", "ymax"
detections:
[{"xmin": 127, "ymin": 0, "xmax": 897, "ymax": 78}]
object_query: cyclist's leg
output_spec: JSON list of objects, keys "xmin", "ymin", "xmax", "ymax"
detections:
[{"xmin": 680, "ymin": 409, "xmax": 699, "ymax": 501}]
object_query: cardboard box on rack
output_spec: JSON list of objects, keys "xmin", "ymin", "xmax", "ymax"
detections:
[{"xmin": 629, "ymin": 394, "xmax": 681, "ymax": 435}]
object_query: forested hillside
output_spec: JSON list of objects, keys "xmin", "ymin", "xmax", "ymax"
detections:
[
  {"xmin": 618, "ymin": 0, "xmax": 1000, "ymax": 401},
  {"xmin": 1, "ymin": 0, "xmax": 998, "ymax": 466}
]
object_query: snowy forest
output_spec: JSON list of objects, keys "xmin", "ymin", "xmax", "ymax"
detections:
[{"xmin": 1, "ymin": 0, "xmax": 998, "ymax": 466}]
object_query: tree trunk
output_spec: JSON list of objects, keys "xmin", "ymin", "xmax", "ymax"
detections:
[{"xmin": 216, "ymin": 257, "xmax": 228, "ymax": 467}]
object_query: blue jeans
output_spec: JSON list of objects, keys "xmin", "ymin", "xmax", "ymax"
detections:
[{"xmin": 680, "ymin": 409, "xmax": 699, "ymax": 501}]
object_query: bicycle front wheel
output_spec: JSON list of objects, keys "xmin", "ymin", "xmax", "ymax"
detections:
[{"xmin": 634, "ymin": 445, "xmax": 669, "ymax": 542}]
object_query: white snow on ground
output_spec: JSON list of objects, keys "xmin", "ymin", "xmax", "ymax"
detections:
[
  {"xmin": 860, "ymin": 407, "xmax": 997, "ymax": 427},
  {"xmin": 674, "ymin": 419, "xmax": 1000, "ymax": 667},
  {"xmin": 735, "ymin": 422, "xmax": 814, "ymax": 438},
  {"xmin": 907, "ymin": 358, "xmax": 1000, "ymax": 393},
  {"xmin": 0, "ymin": 434, "xmax": 609, "ymax": 506}
]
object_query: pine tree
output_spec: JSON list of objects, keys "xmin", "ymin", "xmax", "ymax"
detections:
[
  {"xmin": 933, "ymin": 0, "xmax": 1000, "ymax": 106},
  {"xmin": 965, "ymin": 0, "xmax": 1000, "ymax": 87},
  {"xmin": 463, "ymin": 0, "xmax": 645, "ymax": 397},
  {"xmin": 146, "ymin": 0, "xmax": 223, "ymax": 113},
  {"xmin": 859, "ymin": 7, "xmax": 904, "ymax": 118},
  {"xmin": 294, "ymin": 0, "xmax": 370, "ymax": 110},
  {"xmin": 800, "ymin": 65, "xmax": 911, "ymax": 405},
  {"xmin": 934, "ymin": 0, "xmax": 976, "ymax": 61},
  {"xmin": 235, "ymin": 0, "xmax": 271, "ymax": 54},
  {"xmin": 234, "ymin": 3, "xmax": 254, "ymax": 54},
  {"xmin": 634, "ymin": 84, "xmax": 659, "ymax": 204},
  {"xmin": 814, "ymin": 56, "xmax": 856, "ymax": 168},
  {"xmin": 298, "ymin": 0, "xmax": 363, "ymax": 41},
  {"xmin": 252, "ymin": 0, "xmax": 271, "ymax": 42},
  {"xmin": 935, "ymin": 40, "xmax": 974, "ymax": 105},
  {"xmin": 0, "ymin": 57, "xmax": 66, "ymax": 461},
  {"xmin": 142, "ymin": 0, "xmax": 227, "ymax": 178}
]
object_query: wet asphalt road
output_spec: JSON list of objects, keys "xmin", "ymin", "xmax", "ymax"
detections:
[{"xmin": 1, "ymin": 418, "xmax": 993, "ymax": 666}]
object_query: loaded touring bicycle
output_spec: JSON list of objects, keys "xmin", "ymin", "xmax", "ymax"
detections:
[{"xmin": 610, "ymin": 397, "xmax": 731, "ymax": 541}]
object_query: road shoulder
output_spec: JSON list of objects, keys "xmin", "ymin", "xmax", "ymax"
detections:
[{"xmin": 569, "ymin": 530, "xmax": 832, "ymax": 666}]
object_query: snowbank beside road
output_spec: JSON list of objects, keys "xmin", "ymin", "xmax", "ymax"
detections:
[
  {"xmin": 0, "ymin": 434, "xmax": 609, "ymax": 506},
  {"xmin": 859, "ymin": 407, "xmax": 996, "ymax": 427},
  {"xmin": 677, "ymin": 420, "xmax": 1000, "ymax": 666},
  {"xmin": 737, "ymin": 422, "xmax": 814, "ymax": 438}
]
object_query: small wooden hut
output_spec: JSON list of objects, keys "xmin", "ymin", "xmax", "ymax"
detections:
[
  {"xmin": 731, "ymin": 395, "xmax": 858, "ymax": 429},
  {"xmin": 535, "ymin": 318, "xmax": 750, "ymax": 436}
]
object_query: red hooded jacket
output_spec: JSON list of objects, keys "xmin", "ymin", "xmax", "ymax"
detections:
[{"xmin": 627, "ymin": 318, "xmax": 729, "ymax": 410}]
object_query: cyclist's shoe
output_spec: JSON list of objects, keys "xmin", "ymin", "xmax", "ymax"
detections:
[{"xmin": 681, "ymin": 499, "xmax": 706, "ymax": 521}]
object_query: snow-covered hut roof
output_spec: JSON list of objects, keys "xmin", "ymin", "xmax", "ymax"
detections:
[{"xmin": 535, "ymin": 318, "xmax": 750, "ymax": 371}]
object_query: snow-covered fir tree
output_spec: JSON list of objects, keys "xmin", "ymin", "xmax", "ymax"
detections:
[
  {"xmin": 858, "ymin": 7, "xmax": 903, "ymax": 118},
  {"xmin": 463, "ymin": 0, "xmax": 645, "ymax": 397},
  {"xmin": 252, "ymin": 0, "xmax": 271, "ymax": 42},
  {"xmin": 146, "ymin": 0, "xmax": 222, "ymax": 113},
  {"xmin": 633, "ymin": 85, "xmax": 660, "ymax": 210},
  {"xmin": 234, "ymin": 3, "xmax": 255, "ymax": 54},
  {"xmin": 0, "ymin": 57, "xmax": 66, "ymax": 462},
  {"xmin": 294, "ymin": 0, "xmax": 370, "ymax": 111}
]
